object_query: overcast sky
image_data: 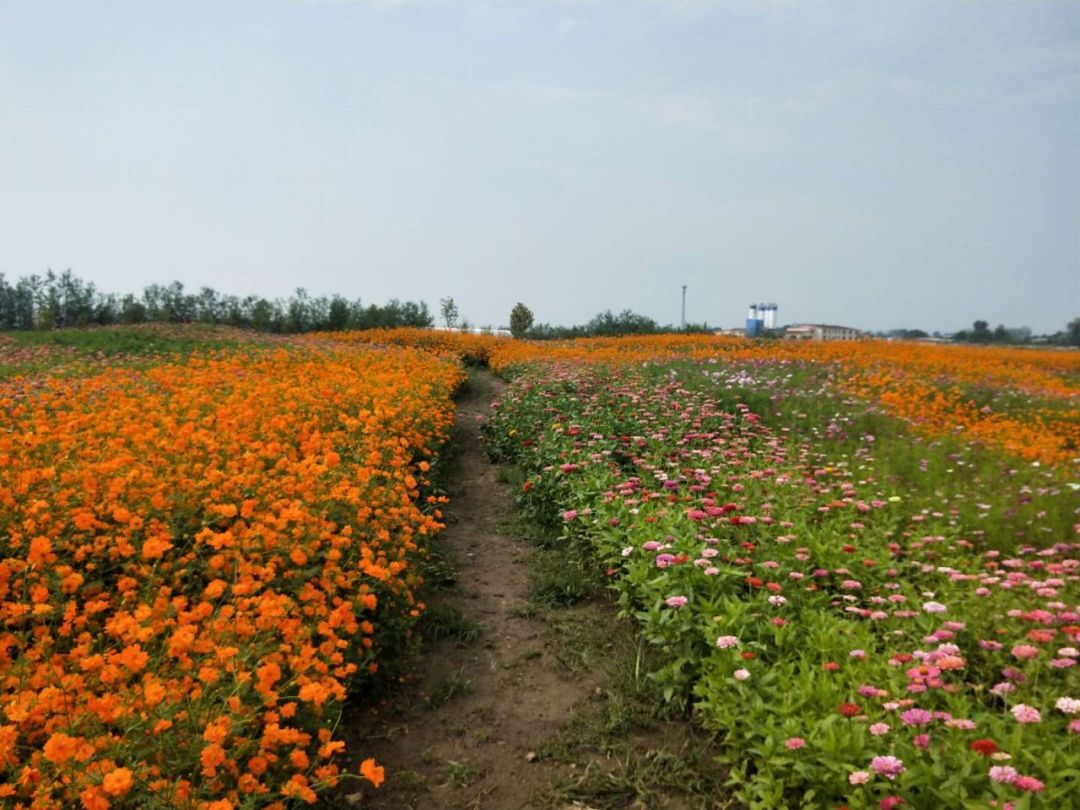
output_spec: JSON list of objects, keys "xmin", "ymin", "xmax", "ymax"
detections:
[{"xmin": 1, "ymin": 1, "xmax": 1077, "ymax": 333}]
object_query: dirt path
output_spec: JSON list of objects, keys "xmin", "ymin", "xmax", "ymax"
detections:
[{"xmin": 337, "ymin": 370, "xmax": 604, "ymax": 810}]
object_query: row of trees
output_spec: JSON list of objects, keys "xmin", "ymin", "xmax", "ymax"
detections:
[
  {"xmin": 952, "ymin": 319, "xmax": 1080, "ymax": 347},
  {"xmin": 0, "ymin": 272, "xmax": 695, "ymax": 340},
  {"xmin": 0, "ymin": 271, "xmax": 433, "ymax": 333},
  {"xmin": 438, "ymin": 295, "xmax": 711, "ymax": 339}
]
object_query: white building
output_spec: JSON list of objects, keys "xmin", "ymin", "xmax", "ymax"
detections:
[{"xmin": 784, "ymin": 323, "xmax": 862, "ymax": 341}]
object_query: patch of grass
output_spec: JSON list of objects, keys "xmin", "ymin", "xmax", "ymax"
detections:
[
  {"xmin": 510, "ymin": 601, "xmax": 541, "ymax": 619},
  {"xmin": 391, "ymin": 769, "xmax": 428, "ymax": 791},
  {"xmin": 420, "ymin": 604, "xmax": 482, "ymax": 645},
  {"xmin": 426, "ymin": 670, "xmax": 473, "ymax": 709},
  {"xmin": 535, "ymin": 608, "xmax": 730, "ymax": 809},
  {"xmin": 472, "ymin": 727, "xmax": 493, "ymax": 743},
  {"xmin": 546, "ymin": 747, "xmax": 732, "ymax": 810},
  {"xmin": 527, "ymin": 545, "xmax": 602, "ymax": 607},
  {"xmin": 442, "ymin": 759, "xmax": 483, "ymax": 788},
  {"xmin": 461, "ymin": 367, "xmax": 495, "ymax": 401},
  {"xmin": 421, "ymin": 540, "xmax": 461, "ymax": 592},
  {"xmin": 545, "ymin": 604, "xmax": 621, "ymax": 673}
]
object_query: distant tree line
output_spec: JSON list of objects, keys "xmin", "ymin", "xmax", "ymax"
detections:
[
  {"xmin": 0, "ymin": 270, "xmax": 433, "ymax": 333},
  {"xmin": 525, "ymin": 308, "xmax": 712, "ymax": 340},
  {"xmin": 952, "ymin": 319, "xmax": 1080, "ymax": 347}
]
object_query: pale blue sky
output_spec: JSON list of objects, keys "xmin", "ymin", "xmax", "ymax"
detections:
[{"xmin": 1, "ymin": 1, "xmax": 1077, "ymax": 332}]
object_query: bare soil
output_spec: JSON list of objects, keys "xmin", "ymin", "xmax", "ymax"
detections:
[{"xmin": 335, "ymin": 371, "xmax": 605, "ymax": 810}]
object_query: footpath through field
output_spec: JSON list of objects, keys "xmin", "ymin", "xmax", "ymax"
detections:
[{"xmin": 335, "ymin": 370, "xmax": 604, "ymax": 810}]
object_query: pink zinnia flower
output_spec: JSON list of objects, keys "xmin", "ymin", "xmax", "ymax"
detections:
[
  {"xmin": 912, "ymin": 734, "xmax": 929, "ymax": 750},
  {"xmin": 1013, "ymin": 775, "xmax": 1044, "ymax": 793},
  {"xmin": 785, "ymin": 737, "xmax": 805, "ymax": 750},
  {"xmin": 665, "ymin": 595, "xmax": 689, "ymax": 608},
  {"xmin": 869, "ymin": 723, "xmax": 890, "ymax": 736},
  {"xmin": 880, "ymin": 798, "xmax": 905, "ymax": 810},
  {"xmin": 900, "ymin": 708, "xmax": 933, "ymax": 727},
  {"xmin": 733, "ymin": 668, "xmax": 751, "ymax": 681},
  {"xmin": 1011, "ymin": 644, "xmax": 1039, "ymax": 660},
  {"xmin": 1011, "ymin": 704, "xmax": 1041, "ymax": 724},
  {"xmin": 715, "ymin": 635, "xmax": 739, "ymax": 649},
  {"xmin": 989, "ymin": 765, "xmax": 1018, "ymax": 784},
  {"xmin": 870, "ymin": 755, "xmax": 905, "ymax": 780},
  {"xmin": 849, "ymin": 770, "xmax": 871, "ymax": 785},
  {"xmin": 922, "ymin": 601, "xmax": 947, "ymax": 614}
]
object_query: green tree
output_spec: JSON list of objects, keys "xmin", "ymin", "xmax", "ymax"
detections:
[
  {"xmin": 509, "ymin": 302, "xmax": 534, "ymax": 338},
  {"xmin": 440, "ymin": 296, "xmax": 459, "ymax": 329},
  {"xmin": 1067, "ymin": 317, "xmax": 1080, "ymax": 347}
]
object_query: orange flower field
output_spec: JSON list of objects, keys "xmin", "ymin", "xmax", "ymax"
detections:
[{"xmin": 0, "ymin": 341, "xmax": 462, "ymax": 808}]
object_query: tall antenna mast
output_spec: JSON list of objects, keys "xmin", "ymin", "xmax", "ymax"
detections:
[{"xmin": 681, "ymin": 285, "xmax": 687, "ymax": 330}]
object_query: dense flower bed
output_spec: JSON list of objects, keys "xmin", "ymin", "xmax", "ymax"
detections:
[
  {"xmin": 0, "ymin": 343, "xmax": 462, "ymax": 808},
  {"xmin": 336, "ymin": 331, "xmax": 1078, "ymax": 466},
  {"xmin": 485, "ymin": 362, "xmax": 1080, "ymax": 808},
  {"xmin": 491, "ymin": 336, "xmax": 1079, "ymax": 467}
]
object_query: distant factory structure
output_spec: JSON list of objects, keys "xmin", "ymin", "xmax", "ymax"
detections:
[
  {"xmin": 784, "ymin": 323, "xmax": 862, "ymax": 341},
  {"xmin": 745, "ymin": 303, "xmax": 778, "ymax": 337},
  {"xmin": 740, "ymin": 301, "xmax": 863, "ymax": 341}
]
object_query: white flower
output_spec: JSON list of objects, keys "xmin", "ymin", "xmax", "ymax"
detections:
[{"xmin": 1056, "ymin": 697, "xmax": 1080, "ymax": 715}]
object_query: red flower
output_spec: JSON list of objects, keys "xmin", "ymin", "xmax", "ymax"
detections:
[
  {"xmin": 838, "ymin": 703, "xmax": 861, "ymax": 718},
  {"xmin": 970, "ymin": 739, "xmax": 998, "ymax": 756}
]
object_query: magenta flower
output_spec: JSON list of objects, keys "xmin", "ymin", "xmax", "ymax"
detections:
[
  {"xmin": 1013, "ymin": 775, "xmax": 1044, "ymax": 793},
  {"xmin": 1011, "ymin": 704, "xmax": 1041, "ymax": 724},
  {"xmin": 785, "ymin": 737, "xmax": 806, "ymax": 750},
  {"xmin": 900, "ymin": 708, "xmax": 933, "ymax": 727},
  {"xmin": 870, "ymin": 755, "xmax": 905, "ymax": 780}
]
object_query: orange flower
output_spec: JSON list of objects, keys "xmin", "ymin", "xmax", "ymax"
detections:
[
  {"xmin": 359, "ymin": 757, "xmax": 385, "ymax": 788},
  {"xmin": 42, "ymin": 732, "xmax": 94, "ymax": 764},
  {"xmin": 101, "ymin": 766, "xmax": 134, "ymax": 796},
  {"xmin": 0, "ymin": 724, "xmax": 19, "ymax": 768}
]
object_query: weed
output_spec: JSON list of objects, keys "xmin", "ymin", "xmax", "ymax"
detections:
[
  {"xmin": 427, "ymin": 670, "xmax": 473, "ymax": 709},
  {"xmin": 442, "ymin": 760, "xmax": 483, "ymax": 788},
  {"xmin": 527, "ymin": 545, "xmax": 602, "ymax": 607},
  {"xmin": 420, "ymin": 604, "xmax": 482, "ymax": 645}
]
